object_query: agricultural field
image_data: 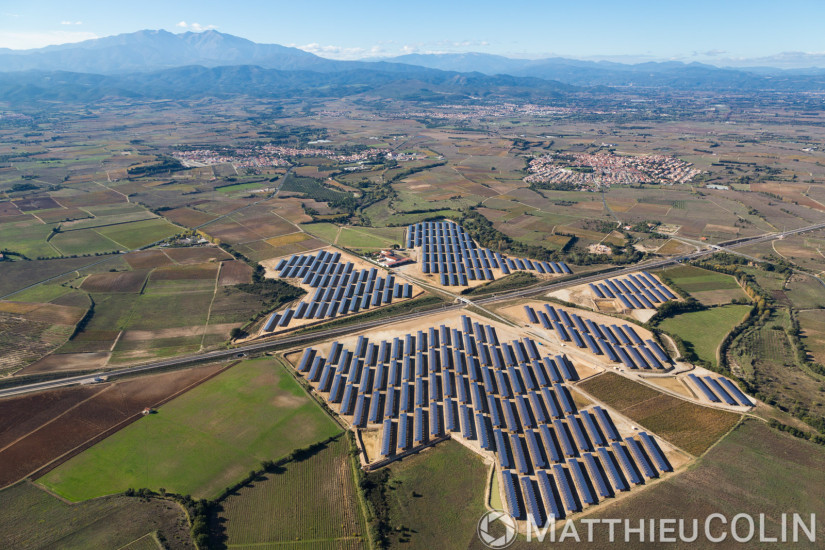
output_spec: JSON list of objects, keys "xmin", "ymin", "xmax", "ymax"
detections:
[
  {"xmin": 377, "ymin": 440, "xmax": 490, "ymax": 550},
  {"xmin": 302, "ymin": 222, "xmax": 405, "ymax": 251},
  {"xmin": 0, "ymin": 482, "xmax": 194, "ymax": 550},
  {"xmin": 799, "ymin": 309, "xmax": 825, "ymax": 364},
  {"xmin": 579, "ymin": 372, "xmax": 741, "ymax": 456},
  {"xmin": 39, "ymin": 358, "xmax": 342, "ymax": 501},
  {"xmin": 0, "ymin": 256, "xmax": 117, "ymax": 297},
  {"xmin": 24, "ymin": 249, "xmax": 276, "ymax": 367},
  {"xmin": 0, "ymin": 364, "xmax": 227, "ymax": 487},
  {"xmin": 785, "ymin": 273, "xmax": 825, "ymax": 309},
  {"xmin": 658, "ymin": 304, "xmax": 753, "ymax": 366},
  {"xmin": 213, "ymin": 435, "xmax": 367, "ymax": 549},
  {"xmin": 95, "ymin": 218, "xmax": 183, "ymax": 249},
  {"xmin": 0, "ymin": 301, "xmax": 85, "ymax": 375},
  {"xmin": 659, "ymin": 264, "xmax": 747, "ymax": 305},
  {"xmin": 729, "ymin": 308, "xmax": 825, "ymax": 428}
]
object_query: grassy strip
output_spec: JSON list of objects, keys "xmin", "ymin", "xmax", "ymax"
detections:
[{"xmin": 461, "ymin": 271, "xmax": 538, "ymax": 297}]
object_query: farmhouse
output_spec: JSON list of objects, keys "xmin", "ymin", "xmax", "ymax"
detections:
[{"xmin": 378, "ymin": 249, "xmax": 412, "ymax": 268}]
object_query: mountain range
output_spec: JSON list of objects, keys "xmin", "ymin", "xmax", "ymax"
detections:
[{"xmin": 1, "ymin": 30, "xmax": 824, "ymax": 104}]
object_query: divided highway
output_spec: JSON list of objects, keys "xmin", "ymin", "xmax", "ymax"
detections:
[{"xmin": 2, "ymin": 221, "xmax": 823, "ymax": 398}]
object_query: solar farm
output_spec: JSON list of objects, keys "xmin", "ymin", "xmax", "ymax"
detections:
[
  {"xmin": 550, "ymin": 270, "xmax": 679, "ymax": 321},
  {"xmin": 286, "ymin": 313, "xmax": 676, "ymax": 522},
  {"xmin": 259, "ymin": 248, "xmax": 420, "ymax": 333},
  {"xmin": 405, "ymin": 221, "xmax": 572, "ymax": 287},
  {"xmin": 687, "ymin": 373, "xmax": 754, "ymax": 406},
  {"xmin": 589, "ymin": 272, "xmax": 677, "ymax": 310},
  {"xmin": 520, "ymin": 303, "xmax": 675, "ymax": 371}
]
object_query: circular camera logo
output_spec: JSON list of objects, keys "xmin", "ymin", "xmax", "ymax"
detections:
[{"xmin": 477, "ymin": 509, "xmax": 518, "ymax": 549}]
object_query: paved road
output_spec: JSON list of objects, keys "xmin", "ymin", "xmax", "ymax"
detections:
[{"xmin": 2, "ymin": 221, "xmax": 824, "ymax": 398}]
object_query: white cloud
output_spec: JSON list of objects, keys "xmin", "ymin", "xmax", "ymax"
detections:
[
  {"xmin": 176, "ymin": 21, "xmax": 217, "ymax": 32},
  {"xmin": 60, "ymin": 21, "xmax": 83, "ymax": 26},
  {"xmin": 291, "ymin": 42, "xmax": 379, "ymax": 60},
  {"xmin": 0, "ymin": 30, "xmax": 98, "ymax": 50},
  {"xmin": 290, "ymin": 39, "xmax": 495, "ymax": 60}
]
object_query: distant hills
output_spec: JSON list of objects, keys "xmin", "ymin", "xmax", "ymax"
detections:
[
  {"xmin": 1, "ymin": 30, "xmax": 824, "ymax": 104},
  {"xmin": 382, "ymin": 52, "xmax": 825, "ymax": 90}
]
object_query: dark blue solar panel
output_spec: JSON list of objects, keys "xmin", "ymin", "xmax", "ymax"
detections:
[
  {"xmin": 705, "ymin": 376, "xmax": 737, "ymax": 405},
  {"xmin": 582, "ymin": 453, "xmax": 612, "ymax": 498},
  {"xmin": 539, "ymin": 423, "xmax": 562, "ymax": 463},
  {"xmin": 593, "ymin": 406, "xmax": 621, "ymax": 441},
  {"xmin": 597, "ymin": 447, "xmax": 629, "ymax": 492},
  {"xmin": 552, "ymin": 464, "xmax": 580, "ymax": 513},
  {"xmin": 638, "ymin": 431, "xmax": 672, "ymax": 472},
  {"xmin": 536, "ymin": 470, "xmax": 563, "ymax": 520},
  {"xmin": 717, "ymin": 377, "xmax": 752, "ymax": 406},
  {"xmin": 688, "ymin": 374, "xmax": 720, "ymax": 402},
  {"xmin": 502, "ymin": 470, "xmax": 524, "ymax": 520},
  {"xmin": 625, "ymin": 437, "xmax": 657, "ymax": 479},
  {"xmin": 611, "ymin": 442, "xmax": 642, "ymax": 485},
  {"xmin": 567, "ymin": 458, "xmax": 597, "ymax": 505}
]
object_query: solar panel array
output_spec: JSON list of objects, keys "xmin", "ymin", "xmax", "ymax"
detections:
[
  {"xmin": 590, "ymin": 271, "xmax": 676, "ymax": 310},
  {"xmin": 263, "ymin": 250, "xmax": 415, "ymax": 332},
  {"xmin": 523, "ymin": 303, "xmax": 674, "ymax": 370},
  {"xmin": 687, "ymin": 374, "xmax": 753, "ymax": 406},
  {"xmin": 406, "ymin": 221, "xmax": 571, "ymax": 287},
  {"xmin": 294, "ymin": 315, "xmax": 673, "ymax": 520}
]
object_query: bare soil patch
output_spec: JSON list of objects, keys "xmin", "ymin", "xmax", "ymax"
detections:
[
  {"xmin": 151, "ymin": 263, "xmax": 219, "ymax": 281},
  {"xmin": 124, "ymin": 250, "xmax": 174, "ymax": 269},
  {"xmin": 217, "ymin": 260, "xmax": 253, "ymax": 285},
  {"xmin": 80, "ymin": 269, "xmax": 150, "ymax": 293},
  {"xmin": 162, "ymin": 246, "xmax": 231, "ymax": 264},
  {"xmin": 17, "ymin": 351, "xmax": 111, "ymax": 375},
  {"xmin": 14, "ymin": 196, "xmax": 61, "ymax": 212}
]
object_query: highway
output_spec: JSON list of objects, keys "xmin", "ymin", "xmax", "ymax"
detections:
[{"xmin": 1, "ymin": 221, "xmax": 824, "ymax": 398}]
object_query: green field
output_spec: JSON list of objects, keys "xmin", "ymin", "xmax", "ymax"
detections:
[
  {"xmin": 337, "ymin": 226, "xmax": 404, "ymax": 250},
  {"xmin": 216, "ymin": 181, "xmax": 270, "ymax": 194},
  {"xmin": 0, "ymin": 220, "xmax": 60, "ymax": 258},
  {"xmin": 39, "ymin": 358, "xmax": 342, "ymax": 501},
  {"xmin": 5, "ymin": 282, "xmax": 77, "ymax": 303},
  {"xmin": 579, "ymin": 372, "xmax": 742, "ymax": 456},
  {"xmin": 786, "ymin": 274, "xmax": 825, "ymax": 309},
  {"xmin": 50, "ymin": 228, "xmax": 124, "ymax": 255},
  {"xmin": 0, "ymin": 482, "xmax": 191, "ymax": 550},
  {"xmin": 799, "ymin": 309, "xmax": 825, "ymax": 365},
  {"xmin": 658, "ymin": 304, "xmax": 752, "ymax": 366},
  {"xmin": 95, "ymin": 218, "xmax": 182, "ymax": 250},
  {"xmin": 214, "ymin": 435, "xmax": 367, "ymax": 549},
  {"xmin": 302, "ymin": 222, "xmax": 340, "ymax": 243},
  {"xmin": 376, "ymin": 440, "xmax": 489, "ymax": 549},
  {"xmin": 660, "ymin": 265, "xmax": 745, "ymax": 305}
]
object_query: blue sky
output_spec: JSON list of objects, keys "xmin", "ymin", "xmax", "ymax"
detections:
[{"xmin": 2, "ymin": 1, "xmax": 825, "ymax": 65}]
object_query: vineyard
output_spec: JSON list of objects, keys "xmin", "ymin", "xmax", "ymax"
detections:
[
  {"xmin": 0, "ymin": 313, "xmax": 74, "ymax": 375},
  {"xmin": 280, "ymin": 173, "xmax": 356, "ymax": 208},
  {"xmin": 215, "ymin": 436, "xmax": 367, "ymax": 549}
]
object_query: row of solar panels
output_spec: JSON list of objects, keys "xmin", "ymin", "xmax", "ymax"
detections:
[
  {"xmin": 406, "ymin": 221, "xmax": 571, "ymax": 286},
  {"xmin": 298, "ymin": 319, "xmax": 580, "ymax": 378},
  {"xmin": 501, "ymin": 430, "xmax": 672, "ymax": 521},
  {"xmin": 293, "ymin": 317, "xmax": 676, "ymax": 520},
  {"xmin": 264, "ymin": 250, "xmax": 415, "ymax": 331},
  {"xmin": 687, "ymin": 373, "xmax": 753, "ymax": 406},
  {"xmin": 590, "ymin": 272, "xmax": 677, "ymax": 310},
  {"xmin": 524, "ymin": 304, "xmax": 673, "ymax": 370},
  {"xmin": 294, "ymin": 333, "xmax": 581, "ymax": 423},
  {"xmin": 294, "ymin": 318, "xmax": 665, "ymax": 485}
]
